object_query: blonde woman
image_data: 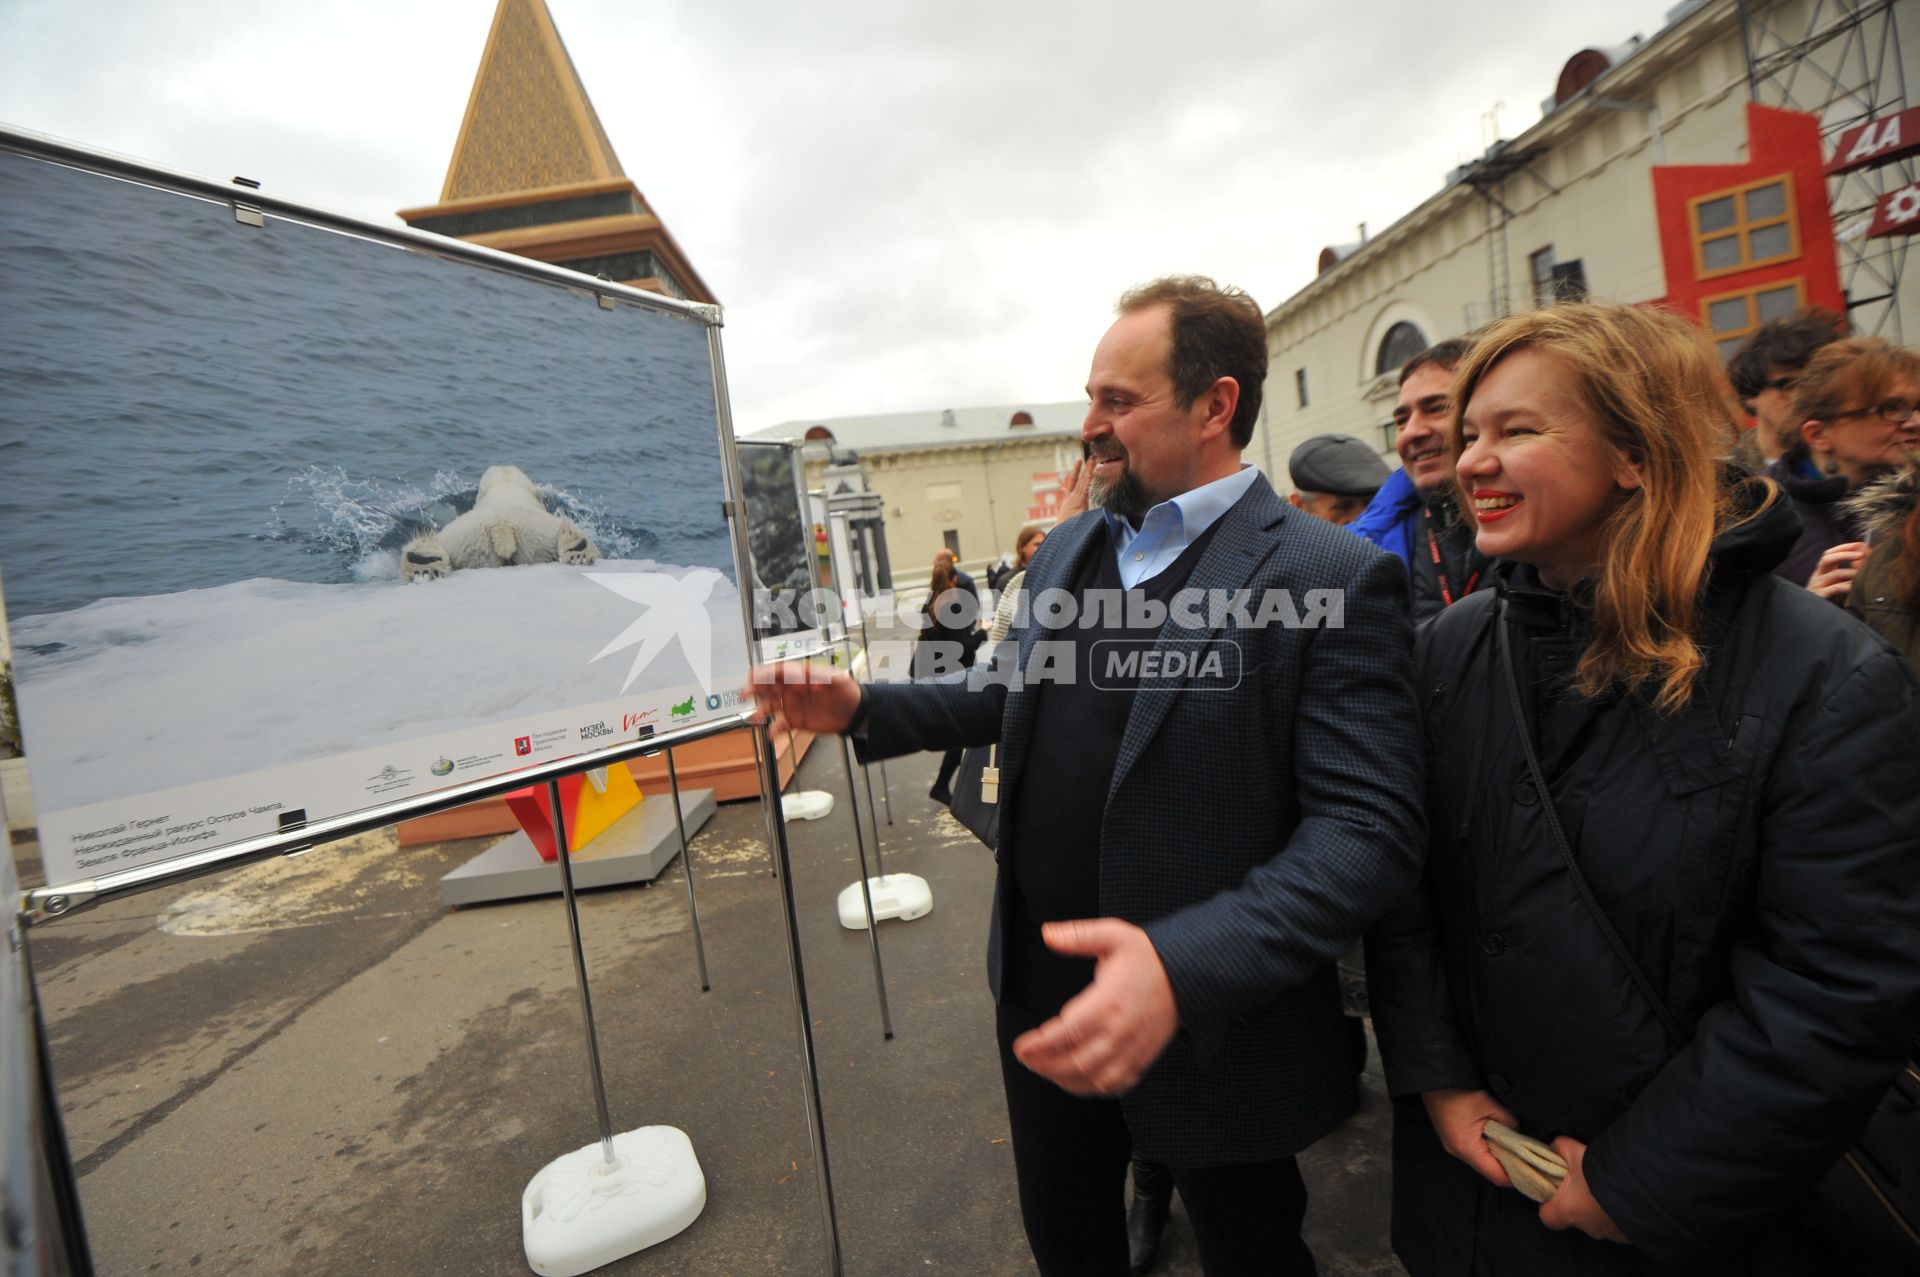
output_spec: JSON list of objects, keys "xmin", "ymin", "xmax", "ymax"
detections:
[{"xmin": 1368, "ymin": 304, "xmax": 1920, "ymax": 1274}]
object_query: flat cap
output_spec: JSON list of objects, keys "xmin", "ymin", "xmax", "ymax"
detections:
[{"xmin": 1288, "ymin": 433, "xmax": 1392, "ymax": 497}]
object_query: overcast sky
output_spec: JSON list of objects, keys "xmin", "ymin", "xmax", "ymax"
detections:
[{"xmin": 1, "ymin": 0, "xmax": 1683, "ymax": 430}]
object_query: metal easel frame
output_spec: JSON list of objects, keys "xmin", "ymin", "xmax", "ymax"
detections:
[{"xmin": 3, "ymin": 123, "xmax": 847, "ymax": 1275}]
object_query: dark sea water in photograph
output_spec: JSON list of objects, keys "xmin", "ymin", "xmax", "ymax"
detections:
[{"xmin": 0, "ymin": 148, "xmax": 735, "ymax": 621}]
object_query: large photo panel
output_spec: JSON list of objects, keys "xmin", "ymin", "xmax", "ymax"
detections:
[
  {"xmin": 737, "ymin": 440, "xmax": 829, "ymax": 660},
  {"xmin": 0, "ymin": 144, "xmax": 749, "ymax": 884}
]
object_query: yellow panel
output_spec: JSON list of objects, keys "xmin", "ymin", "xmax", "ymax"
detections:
[{"xmin": 570, "ymin": 761, "xmax": 644, "ymax": 850}]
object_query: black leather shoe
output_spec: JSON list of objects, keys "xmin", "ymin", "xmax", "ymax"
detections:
[
  {"xmin": 1126, "ymin": 1159, "xmax": 1173, "ymax": 1276},
  {"xmin": 928, "ymin": 782, "xmax": 953, "ymax": 805}
]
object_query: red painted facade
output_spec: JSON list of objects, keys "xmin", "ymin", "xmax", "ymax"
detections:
[{"xmin": 1650, "ymin": 104, "xmax": 1844, "ymax": 338}]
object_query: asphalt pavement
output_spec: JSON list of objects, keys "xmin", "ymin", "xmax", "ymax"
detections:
[{"xmin": 16, "ymin": 733, "xmax": 1404, "ymax": 1275}]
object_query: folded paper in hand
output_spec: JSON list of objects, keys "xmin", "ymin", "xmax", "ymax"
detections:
[{"xmin": 1482, "ymin": 1120, "xmax": 1568, "ymax": 1205}]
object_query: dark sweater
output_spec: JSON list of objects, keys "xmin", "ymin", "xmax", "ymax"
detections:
[
  {"xmin": 1763, "ymin": 456, "xmax": 1861, "ymax": 586},
  {"xmin": 1002, "ymin": 519, "xmax": 1220, "ymax": 1020}
]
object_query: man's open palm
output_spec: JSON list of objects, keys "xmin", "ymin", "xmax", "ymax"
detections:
[{"xmin": 1011, "ymin": 919, "xmax": 1179, "ymax": 1097}]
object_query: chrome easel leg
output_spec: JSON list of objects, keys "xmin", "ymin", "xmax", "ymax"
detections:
[
  {"xmin": 545, "ymin": 778, "xmax": 616, "ymax": 1163},
  {"xmin": 855, "ymin": 617, "xmax": 896, "ymax": 826},
  {"xmin": 859, "ymin": 760, "xmax": 885, "ymax": 876},
  {"xmin": 753, "ymin": 723, "xmax": 844, "ymax": 1275},
  {"xmin": 751, "ymin": 729, "xmax": 778, "ymax": 878},
  {"xmin": 664, "ymin": 748, "xmax": 710, "ymax": 993},
  {"xmin": 838, "ymin": 735, "xmax": 895, "ymax": 1040}
]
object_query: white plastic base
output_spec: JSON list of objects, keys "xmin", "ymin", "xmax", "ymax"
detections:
[
  {"xmin": 522, "ymin": 1126, "xmax": 705, "ymax": 1277},
  {"xmin": 781, "ymin": 790, "xmax": 835, "ymax": 822},
  {"xmin": 837, "ymin": 873, "xmax": 933, "ymax": 930}
]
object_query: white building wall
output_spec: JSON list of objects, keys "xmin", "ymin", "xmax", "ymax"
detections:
[
  {"xmin": 802, "ymin": 435, "xmax": 1081, "ymax": 581},
  {"xmin": 1261, "ymin": 0, "xmax": 1911, "ymax": 479}
]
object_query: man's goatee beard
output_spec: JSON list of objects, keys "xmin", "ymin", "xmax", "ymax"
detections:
[{"xmin": 1091, "ymin": 468, "xmax": 1153, "ymax": 527}]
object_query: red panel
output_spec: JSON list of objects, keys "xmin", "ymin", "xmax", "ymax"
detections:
[
  {"xmin": 1828, "ymin": 107, "xmax": 1920, "ymax": 175},
  {"xmin": 1868, "ymin": 181, "xmax": 1920, "ymax": 238},
  {"xmin": 503, "ymin": 773, "xmax": 584, "ymax": 862},
  {"xmin": 1650, "ymin": 103, "xmax": 1845, "ymax": 322}
]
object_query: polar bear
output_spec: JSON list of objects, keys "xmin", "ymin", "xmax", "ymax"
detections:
[{"xmin": 400, "ymin": 465, "xmax": 601, "ymax": 581}]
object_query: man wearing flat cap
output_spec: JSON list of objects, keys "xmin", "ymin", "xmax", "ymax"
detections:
[{"xmin": 1288, "ymin": 433, "xmax": 1391, "ymax": 526}]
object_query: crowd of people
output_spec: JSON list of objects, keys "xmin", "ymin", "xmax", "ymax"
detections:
[{"xmin": 756, "ymin": 276, "xmax": 1920, "ymax": 1277}]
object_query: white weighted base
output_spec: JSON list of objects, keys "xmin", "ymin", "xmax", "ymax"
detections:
[
  {"xmin": 781, "ymin": 790, "xmax": 835, "ymax": 822},
  {"xmin": 837, "ymin": 873, "xmax": 933, "ymax": 930},
  {"xmin": 522, "ymin": 1126, "xmax": 705, "ymax": 1277}
]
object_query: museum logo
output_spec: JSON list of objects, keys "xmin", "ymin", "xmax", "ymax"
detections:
[
  {"xmin": 579, "ymin": 719, "xmax": 614, "ymax": 741},
  {"xmin": 622, "ymin": 709, "xmax": 659, "ymax": 732}
]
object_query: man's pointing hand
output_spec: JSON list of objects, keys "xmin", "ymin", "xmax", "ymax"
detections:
[{"xmin": 748, "ymin": 661, "xmax": 862, "ymax": 735}]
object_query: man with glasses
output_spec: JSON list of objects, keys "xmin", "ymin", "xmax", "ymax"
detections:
[{"xmin": 1727, "ymin": 310, "xmax": 1846, "ymax": 466}]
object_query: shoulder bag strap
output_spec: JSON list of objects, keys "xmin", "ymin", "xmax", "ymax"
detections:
[{"xmin": 1497, "ymin": 599, "xmax": 1690, "ymax": 1049}]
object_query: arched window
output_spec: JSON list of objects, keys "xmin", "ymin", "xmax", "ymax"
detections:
[
  {"xmin": 803, "ymin": 425, "xmax": 835, "ymax": 442},
  {"xmin": 1375, "ymin": 322, "xmax": 1429, "ymax": 378},
  {"xmin": 1009, "ymin": 411, "xmax": 1035, "ymax": 428}
]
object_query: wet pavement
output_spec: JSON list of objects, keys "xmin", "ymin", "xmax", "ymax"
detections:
[{"xmin": 17, "ymin": 733, "xmax": 1404, "ymax": 1275}]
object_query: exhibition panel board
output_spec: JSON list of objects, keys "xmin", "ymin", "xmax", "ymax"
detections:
[
  {"xmin": 737, "ymin": 438, "xmax": 833, "ymax": 661},
  {"xmin": 0, "ymin": 133, "xmax": 755, "ymax": 888}
]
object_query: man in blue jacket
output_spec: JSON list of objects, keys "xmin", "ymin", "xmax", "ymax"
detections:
[
  {"xmin": 756, "ymin": 276, "xmax": 1423, "ymax": 1275},
  {"xmin": 1349, "ymin": 338, "xmax": 1492, "ymax": 623}
]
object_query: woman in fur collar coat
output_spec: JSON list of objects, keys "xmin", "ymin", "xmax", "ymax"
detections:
[{"xmin": 1843, "ymin": 459, "xmax": 1920, "ymax": 671}]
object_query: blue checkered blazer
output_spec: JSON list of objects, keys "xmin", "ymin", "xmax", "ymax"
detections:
[{"xmin": 861, "ymin": 473, "xmax": 1424, "ymax": 1165}]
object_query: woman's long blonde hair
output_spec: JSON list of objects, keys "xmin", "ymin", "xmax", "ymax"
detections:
[{"xmin": 1449, "ymin": 303, "xmax": 1750, "ymax": 713}]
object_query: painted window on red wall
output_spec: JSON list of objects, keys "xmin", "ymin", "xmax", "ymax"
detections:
[
  {"xmin": 1689, "ymin": 173, "xmax": 1800, "ymax": 281},
  {"xmin": 1701, "ymin": 277, "xmax": 1807, "ymax": 359}
]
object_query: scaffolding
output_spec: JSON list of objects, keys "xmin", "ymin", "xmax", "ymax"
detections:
[
  {"xmin": 1738, "ymin": 0, "xmax": 1912, "ymax": 341},
  {"xmin": 1456, "ymin": 142, "xmax": 1555, "ymax": 325}
]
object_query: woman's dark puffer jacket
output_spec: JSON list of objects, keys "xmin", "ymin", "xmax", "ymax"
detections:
[{"xmin": 1368, "ymin": 478, "xmax": 1920, "ymax": 1275}]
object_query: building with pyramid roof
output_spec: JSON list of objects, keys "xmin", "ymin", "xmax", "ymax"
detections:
[{"xmin": 397, "ymin": 0, "xmax": 716, "ymax": 306}]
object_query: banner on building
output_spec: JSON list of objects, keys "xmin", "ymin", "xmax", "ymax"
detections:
[{"xmin": 1826, "ymin": 107, "xmax": 1920, "ymax": 176}]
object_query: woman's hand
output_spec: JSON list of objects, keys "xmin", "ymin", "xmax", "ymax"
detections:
[
  {"xmin": 1420, "ymin": 1087, "xmax": 1518, "ymax": 1188},
  {"xmin": 1807, "ymin": 541, "xmax": 1868, "ymax": 602},
  {"xmin": 1056, "ymin": 456, "xmax": 1093, "ymax": 520},
  {"xmin": 1539, "ymin": 1137, "xmax": 1628, "ymax": 1244}
]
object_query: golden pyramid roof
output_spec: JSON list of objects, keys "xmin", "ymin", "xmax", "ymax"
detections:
[{"xmin": 439, "ymin": 0, "xmax": 625, "ymax": 202}]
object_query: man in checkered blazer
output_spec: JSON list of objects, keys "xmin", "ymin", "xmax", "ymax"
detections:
[{"xmin": 757, "ymin": 277, "xmax": 1424, "ymax": 1275}]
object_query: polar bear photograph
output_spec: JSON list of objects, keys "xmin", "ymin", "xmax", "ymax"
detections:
[{"xmin": 401, "ymin": 465, "xmax": 600, "ymax": 581}]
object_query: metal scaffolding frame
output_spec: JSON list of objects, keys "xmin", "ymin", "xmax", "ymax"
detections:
[{"xmin": 1738, "ymin": 0, "xmax": 1912, "ymax": 340}]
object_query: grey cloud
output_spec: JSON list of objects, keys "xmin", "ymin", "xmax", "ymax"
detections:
[{"xmin": 2, "ymin": 0, "xmax": 1683, "ymax": 427}]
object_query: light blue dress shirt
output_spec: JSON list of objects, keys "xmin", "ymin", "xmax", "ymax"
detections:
[{"xmin": 1104, "ymin": 464, "xmax": 1261, "ymax": 588}]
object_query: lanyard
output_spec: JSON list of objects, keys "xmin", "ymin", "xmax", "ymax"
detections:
[{"xmin": 1424, "ymin": 505, "xmax": 1480, "ymax": 608}]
